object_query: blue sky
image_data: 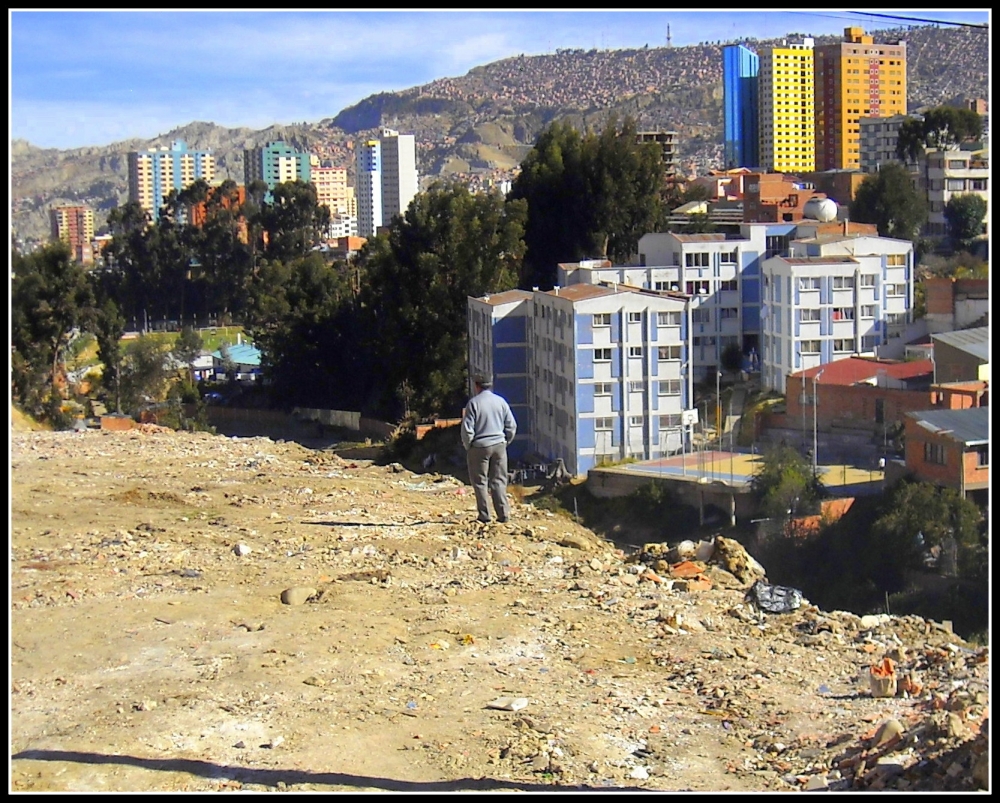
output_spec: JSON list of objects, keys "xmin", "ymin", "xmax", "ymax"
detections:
[{"xmin": 9, "ymin": 10, "xmax": 991, "ymax": 151}]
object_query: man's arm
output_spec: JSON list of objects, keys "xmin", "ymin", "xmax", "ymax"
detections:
[
  {"xmin": 503, "ymin": 403, "xmax": 516, "ymax": 444},
  {"xmin": 461, "ymin": 401, "xmax": 476, "ymax": 450}
]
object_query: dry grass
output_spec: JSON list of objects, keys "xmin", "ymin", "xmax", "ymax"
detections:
[{"xmin": 11, "ymin": 406, "xmax": 50, "ymax": 432}]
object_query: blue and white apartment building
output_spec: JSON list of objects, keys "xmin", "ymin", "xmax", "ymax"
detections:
[
  {"xmin": 468, "ymin": 284, "xmax": 692, "ymax": 477},
  {"xmin": 760, "ymin": 233, "xmax": 914, "ymax": 393}
]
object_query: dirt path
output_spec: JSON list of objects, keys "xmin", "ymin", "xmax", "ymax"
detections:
[{"xmin": 10, "ymin": 428, "xmax": 989, "ymax": 792}]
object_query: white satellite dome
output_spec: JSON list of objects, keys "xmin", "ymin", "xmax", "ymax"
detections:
[{"xmin": 803, "ymin": 196, "xmax": 838, "ymax": 222}]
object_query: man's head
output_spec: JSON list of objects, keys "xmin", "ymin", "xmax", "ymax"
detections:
[{"xmin": 473, "ymin": 373, "xmax": 493, "ymax": 391}]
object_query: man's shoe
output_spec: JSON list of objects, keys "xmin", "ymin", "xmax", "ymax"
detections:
[
  {"xmin": 477, "ymin": 516, "xmax": 491, "ymax": 524},
  {"xmin": 497, "ymin": 516, "xmax": 508, "ymax": 523}
]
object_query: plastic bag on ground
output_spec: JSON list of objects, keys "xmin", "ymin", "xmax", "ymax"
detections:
[{"xmin": 747, "ymin": 579, "xmax": 802, "ymax": 613}]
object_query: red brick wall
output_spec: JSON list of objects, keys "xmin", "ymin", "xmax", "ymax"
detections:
[
  {"xmin": 101, "ymin": 415, "xmax": 135, "ymax": 431},
  {"xmin": 904, "ymin": 418, "xmax": 955, "ymax": 487},
  {"xmin": 785, "ymin": 375, "xmax": 941, "ymax": 430},
  {"xmin": 925, "ymin": 277, "xmax": 957, "ymax": 316},
  {"xmin": 962, "ymin": 449, "xmax": 989, "ymax": 490}
]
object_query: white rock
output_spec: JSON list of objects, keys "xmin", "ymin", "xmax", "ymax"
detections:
[
  {"xmin": 233, "ymin": 543, "xmax": 252, "ymax": 557},
  {"xmin": 630, "ymin": 766, "xmax": 649, "ymax": 780},
  {"xmin": 486, "ymin": 696, "xmax": 528, "ymax": 711}
]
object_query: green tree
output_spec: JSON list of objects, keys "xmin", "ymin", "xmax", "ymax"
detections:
[
  {"xmin": 511, "ymin": 115, "xmax": 663, "ymax": 289},
  {"xmin": 720, "ymin": 342, "xmax": 743, "ymax": 373},
  {"xmin": 920, "ymin": 105, "xmax": 984, "ymax": 149},
  {"xmin": 749, "ymin": 443, "xmax": 825, "ymax": 521},
  {"xmin": 943, "ymin": 194, "xmax": 987, "ymax": 250},
  {"xmin": 359, "ymin": 184, "xmax": 527, "ymax": 418},
  {"xmin": 895, "ymin": 117, "xmax": 926, "ymax": 165},
  {"xmin": 850, "ymin": 162, "xmax": 927, "ymax": 241},
  {"xmin": 11, "ymin": 241, "xmax": 96, "ymax": 417},
  {"xmin": 118, "ymin": 335, "xmax": 170, "ymax": 415},
  {"xmin": 245, "ymin": 252, "xmax": 360, "ymax": 408},
  {"xmin": 94, "ymin": 299, "xmax": 126, "ymax": 414},
  {"xmin": 172, "ymin": 326, "xmax": 204, "ymax": 382},
  {"xmin": 262, "ymin": 180, "xmax": 331, "ymax": 262}
]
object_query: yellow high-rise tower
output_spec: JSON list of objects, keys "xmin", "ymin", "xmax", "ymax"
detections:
[
  {"xmin": 758, "ymin": 38, "xmax": 815, "ymax": 174},
  {"xmin": 815, "ymin": 27, "xmax": 907, "ymax": 171}
]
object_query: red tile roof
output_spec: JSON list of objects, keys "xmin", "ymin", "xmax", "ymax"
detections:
[{"xmin": 794, "ymin": 357, "xmax": 934, "ymax": 385}]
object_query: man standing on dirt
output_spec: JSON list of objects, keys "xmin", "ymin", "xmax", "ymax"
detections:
[{"xmin": 461, "ymin": 374, "xmax": 516, "ymax": 524}]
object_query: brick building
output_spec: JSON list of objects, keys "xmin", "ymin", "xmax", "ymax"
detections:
[
  {"xmin": 903, "ymin": 407, "xmax": 989, "ymax": 503},
  {"xmin": 923, "ymin": 277, "xmax": 988, "ymax": 334}
]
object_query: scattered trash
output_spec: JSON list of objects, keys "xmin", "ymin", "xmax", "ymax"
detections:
[
  {"xmin": 747, "ymin": 579, "xmax": 802, "ymax": 614},
  {"xmin": 869, "ymin": 657, "xmax": 897, "ymax": 697},
  {"xmin": 486, "ymin": 697, "xmax": 528, "ymax": 711}
]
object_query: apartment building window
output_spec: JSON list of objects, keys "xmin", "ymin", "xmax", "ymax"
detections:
[
  {"xmin": 654, "ymin": 281, "xmax": 679, "ymax": 292},
  {"xmin": 886, "ymin": 254, "xmax": 906, "ymax": 266},
  {"xmin": 861, "ymin": 305, "xmax": 876, "ymax": 318},
  {"xmin": 885, "ymin": 312, "xmax": 907, "ymax": 325},
  {"xmin": 862, "ymin": 335, "xmax": 878, "ymax": 351},
  {"xmin": 799, "ymin": 308, "xmax": 821, "ymax": 322},
  {"xmin": 595, "ymin": 417, "xmax": 614, "ymax": 431},
  {"xmin": 628, "ymin": 381, "xmax": 644, "ymax": 392},
  {"xmin": 593, "ymin": 313, "xmax": 611, "ymax": 327},
  {"xmin": 947, "ymin": 159, "xmax": 967, "ymax": 170},
  {"xmin": 946, "ymin": 179, "xmax": 967, "ymax": 191},
  {"xmin": 719, "ymin": 279, "xmax": 738, "ymax": 292},
  {"xmin": 659, "ymin": 414, "xmax": 682, "ymax": 428},
  {"xmin": 799, "ymin": 277, "xmax": 822, "ymax": 290},
  {"xmin": 886, "ymin": 284, "xmax": 906, "ymax": 296},
  {"xmin": 628, "ymin": 312, "xmax": 642, "ymax": 323},
  {"xmin": 720, "ymin": 307, "xmax": 739, "ymax": 320},
  {"xmin": 594, "ymin": 382, "xmax": 612, "ymax": 396},
  {"xmin": 833, "ymin": 338, "xmax": 853, "ymax": 352},
  {"xmin": 860, "ymin": 274, "xmax": 877, "ymax": 287},
  {"xmin": 977, "ymin": 446, "xmax": 988, "ymax": 467},
  {"xmin": 765, "ymin": 235, "xmax": 790, "ymax": 258},
  {"xmin": 832, "ymin": 276, "xmax": 855, "ymax": 289},
  {"xmin": 720, "ymin": 250, "xmax": 738, "ymax": 264},
  {"xmin": 692, "ymin": 308, "xmax": 711, "ymax": 324},
  {"xmin": 658, "ymin": 345, "xmax": 681, "ymax": 361},
  {"xmin": 685, "ymin": 252, "xmax": 710, "ymax": 268},
  {"xmin": 659, "ymin": 380, "xmax": 681, "ymax": 395},
  {"xmin": 629, "ymin": 416, "xmax": 644, "ymax": 427},
  {"xmin": 686, "ymin": 280, "xmax": 710, "ymax": 295},
  {"xmin": 594, "ymin": 348, "xmax": 612, "ymax": 361},
  {"xmin": 923, "ymin": 442, "xmax": 946, "ymax": 465},
  {"xmin": 832, "ymin": 307, "xmax": 855, "ymax": 321},
  {"xmin": 628, "ymin": 346, "xmax": 643, "ymax": 358},
  {"xmin": 800, "ymin": 339, "xmax": 821, "ymax": 353},
  {"xmin": 657, "ymin": 311, "xmax": 682, "ymax": 326},
  {"xmin": 693, "ymin": 336, "xmax": 717, "ymax": 346},
  {"xmin": 971, "ymin": 178, "xmax": 988, "ymax": 191}
]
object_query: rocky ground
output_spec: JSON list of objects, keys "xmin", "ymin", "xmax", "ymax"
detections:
[{"xmin": 10, "ymin": 427, "xmax": 989, "ymax": 792}]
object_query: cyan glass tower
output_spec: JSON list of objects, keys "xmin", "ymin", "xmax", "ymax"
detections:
[{"xmin": 723, "ymin": 45, "xmax": 760, "ymax": 169}]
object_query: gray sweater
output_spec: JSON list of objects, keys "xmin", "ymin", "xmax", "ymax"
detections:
[{"xmin": 461, "ymin": 389, "xmax": 516, "ymax": 450}]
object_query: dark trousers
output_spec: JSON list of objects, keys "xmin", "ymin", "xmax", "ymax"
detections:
[{"xmin": 466, "ymin": 442, "xmax": 510, "ymax": 522}]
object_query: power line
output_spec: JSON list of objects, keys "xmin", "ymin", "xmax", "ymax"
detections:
[{"xmin": 846, "ymin": 11, "xmax": 988, "ymax": 29}]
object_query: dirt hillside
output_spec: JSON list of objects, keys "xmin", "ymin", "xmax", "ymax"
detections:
[{"xmin": 10, "ymin": 427, "xmax": 989, "ymax": 792}]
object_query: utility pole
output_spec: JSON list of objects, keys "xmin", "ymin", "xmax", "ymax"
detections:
[{"xmin": 813, "ymin": 369, "xmax": 825, "ymax": 472}]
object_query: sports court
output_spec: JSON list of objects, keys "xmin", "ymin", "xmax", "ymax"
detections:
[{"xmin": 618, "ymin": 448, "xmax": 886, "ymax": 492}]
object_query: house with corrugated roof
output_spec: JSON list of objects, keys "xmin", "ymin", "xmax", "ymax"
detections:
[
  {"xmin": 212, "ymin": 343, "xmax": 262, "ymax": 382},
  {"xmin": 930, "ymin": 327, "xmax": 989, "ymax": 383},
  {"xmin": 902, "ymin": 407, "xmax": 989, "ymax": 504}
]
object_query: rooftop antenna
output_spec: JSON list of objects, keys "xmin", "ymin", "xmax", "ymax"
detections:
[{"xmin": 667, "ymin": 24, "xmax": 672, "ymax": 48}]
